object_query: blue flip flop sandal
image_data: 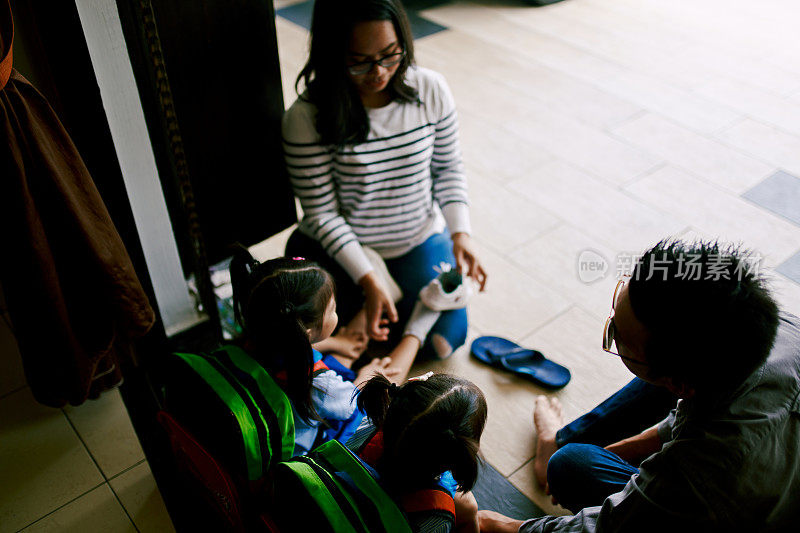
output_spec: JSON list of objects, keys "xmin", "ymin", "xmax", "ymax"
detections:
[{"xmin": 471, "ymin": 336, "xmax": 571, "ymax": 389}]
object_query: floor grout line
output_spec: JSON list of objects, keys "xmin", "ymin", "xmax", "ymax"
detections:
[
  {"xmin": 12, "ymin": 482, "xmax": 106, "ymax": 533},
  {"xmin": 0, "ymin": 385, "xmax": 28, "ymax": 401},
  {"xmin": 506, "ymin": 456, "xmax": 535, "ymax": 479},
  {"xmin": 61, "ymin": 410, "xmax": 141, "ymax": 532}
]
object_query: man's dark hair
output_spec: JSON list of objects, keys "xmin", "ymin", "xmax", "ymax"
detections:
[
  {"xmin": 296, "ymin": 0, "xmax": 418, "ymax": 146},
  {"xmin": 629, "ymin": 239, "xmax": 779, "ymax": 395}
]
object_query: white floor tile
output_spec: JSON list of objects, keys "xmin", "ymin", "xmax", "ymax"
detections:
[
  {"xmin": 625, "ymin": 165, "xmax": 800, "ymax": 265},
  {"xmin": 0, "ymin": 389, "xmax": 104, "ymax": 532},
  {"xmin": 507, "ymin": 160, "xmax": 685, "ymax": 253},
  {"xmin": 716, "ymin": 118, "xmax": 800, "ymax": 177},
  {"xmin": 612, "ymin": 113, "xmax": 775, "ymax": 193},
  {"xmin": 594, "ymin": 70, "xmax": 741, "ymax": 135},
  {"xmin": 109, "ymin": 462, "xmax": 175, "ymax": 533},
  {"xmin": 63, "ymin": 388, "xmax": 146, "ymax": 479},
  {"xmin": 694, "ymin": 78, "xmax": 800, "ymax": 136},
  {"xmin": 466, "ymin": 244, "xmax": 572, "ymax": 341},
  {"xmin": 508, "ymin": 224, "xmax": 623, "ymax": 321},
  {"xmin": 466, "ymin": 164, "xmax": 560, "ymax": 256},
  {"xmin": 20, "ymin": 484, "xmax": 134, "ymax": 533}
]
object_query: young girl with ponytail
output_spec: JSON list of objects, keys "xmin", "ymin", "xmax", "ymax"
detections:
[
  {"xmin": 350, "ymin": 372, "xmax": 487, "ymax": 532},
  {"xmin": 229, "ymin": 246, "xmax": 397, "ymax": 456}
]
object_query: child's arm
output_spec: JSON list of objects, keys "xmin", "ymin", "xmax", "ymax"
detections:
[
  {"xmin": 353, "ymin": 357, "xmax": 400, "ymax": 388},
  {"xmin": 313, "ymin": 327, "xmax": 368, "ymax": 361},
  {"xmin": 454, "ymin": 491, "xmax": 479, "ymax": 533}
]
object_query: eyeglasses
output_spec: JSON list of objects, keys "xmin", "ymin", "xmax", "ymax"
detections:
[
  {"xmin": 346, "ymin": 51, "xmax": 404, "ymax": 75},
  {"xmin": 602, "ymin": 277, "xmax": 648, "ymax": 366}
]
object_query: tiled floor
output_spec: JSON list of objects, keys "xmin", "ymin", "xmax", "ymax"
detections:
[
  {"xmin": 0, "ymin": 311, "xmax": 174, "ymax": 533},
  {"xmin": 3, "ymin": 0, "xmax": 800, "ymax": 529}
]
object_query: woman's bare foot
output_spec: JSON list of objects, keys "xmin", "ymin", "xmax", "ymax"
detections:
[{"xmin": 533, "ymin": 395, "xmax": 564, "ymax": 488}]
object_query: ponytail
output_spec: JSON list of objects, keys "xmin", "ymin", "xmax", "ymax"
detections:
[
  {"xmin": 356, "ymin": 374, "xmax": 395, "ymax": 427},
  {"xmin": 230, "ymin": 243, "xmax": 259, "ymax": 332},
  {"xmin": 363, "ymin": 374, "xmax": 487, "ymax": 494},
  {"xmin": 228, "ymin": 246, "xmax": 335, "ymax": 423},
  {"xmin": 443, "ymin": 429, "xmax": 481, "ymax": 492}
]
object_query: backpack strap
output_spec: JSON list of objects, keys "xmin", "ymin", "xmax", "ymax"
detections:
[
  {"xmin": 401, "ymin": 487, "xmax": 456, "ymax": 519},
  {"xmin": 358, "ymin": 429, "xmax": 384, "ymax": 468},
  {"xmin": 216, "ymin": 345, "xmax": 296, "ymax": 463},
  {"xmin": 274, "ymin": 357, "xmax": 330, "ymax": 385},
  {"xmin": 312, "ymin": 358, "xmax": 330, "ymax": 377},
  {"xmin": 313, "ymin": 440, "xmax": 412, "ymax": 533},
  {"xmin": 173, "ymin": 352, "xmax": 264, "ymax": 481},
  {"xmin": 279, "ymin": 461, "xmax": 360, "ymax": 533}
]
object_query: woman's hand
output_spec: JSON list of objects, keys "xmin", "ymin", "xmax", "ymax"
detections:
[
  {"xmin": 452, "ymin": 232, "xmax": 487, "ymax": 290},
  {"xmin": 358, "ymin": 271, "xmax": 399, "ymax": 341}
]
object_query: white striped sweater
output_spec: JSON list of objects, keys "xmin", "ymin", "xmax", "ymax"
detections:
[{"xmin": 282, "ymin": 67, "xmax": 471, "ymax": 282}]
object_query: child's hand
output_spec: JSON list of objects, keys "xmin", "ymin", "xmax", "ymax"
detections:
[
  {"xmin": 355, "ymin": 357, "xmax": 400, "ymax": 386},
  {"xmin": 316, "ymin": 327, "xmax": 368, "ymax": 360}
]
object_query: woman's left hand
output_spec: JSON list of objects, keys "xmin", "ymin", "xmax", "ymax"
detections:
[{"xmin": 452, "ymin": 232, "xmax": 487, "ymax": 291}]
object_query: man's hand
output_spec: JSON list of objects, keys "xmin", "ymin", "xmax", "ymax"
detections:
[
  {"xmin": 452, "ymin": 232, "xmax": 487, "ymax": 291},
  {"xmin": 358, "ymin": 271, "xmax": 399, "ymax": 341},
  {"xmin": 477, "ymin": 510, "xmax": 525, "ymax": 533}
]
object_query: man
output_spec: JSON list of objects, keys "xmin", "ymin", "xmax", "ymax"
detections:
[{"xmin": 480, "ymin": 239, "xmax": 800, "ymax": 532}]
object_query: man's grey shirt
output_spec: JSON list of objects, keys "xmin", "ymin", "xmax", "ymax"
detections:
[{"xmin": 520, "ymin": 313, "xmax": 800, "ymax": 532}]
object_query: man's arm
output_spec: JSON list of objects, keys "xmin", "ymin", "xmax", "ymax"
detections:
[{"xmin": 604, "ymin": 425, "xmax": 661, "ymax": 465}]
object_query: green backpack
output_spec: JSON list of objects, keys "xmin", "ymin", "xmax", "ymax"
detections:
[
  {"xmin": 165, "ymin": 345, "xmax": 296, "ymax": 483},
  {"xmin": 164, "ymin": 346, "xmax": 437, "ymax": 531},
  {"xmin": 271, "ymin": 439, "xmax": 414, "ymax": 532}
]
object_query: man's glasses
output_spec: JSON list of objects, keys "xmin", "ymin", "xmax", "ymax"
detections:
[
  {"xmin": 602, "ymin": 277, "xmax": 647, "ymax": 366},
  {"xmin": 346, "ymin": 51, "xmax": 404, "ymax": 75}
]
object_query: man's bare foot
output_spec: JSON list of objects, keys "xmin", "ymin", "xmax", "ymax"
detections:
[{"xmin": 533, "ymin": 395, "xmax": 564, "ymax": 488}]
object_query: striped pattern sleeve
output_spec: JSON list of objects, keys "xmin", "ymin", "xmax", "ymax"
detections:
[
  {"xmin": 430, "ymin": 75, "xmax": 471, "ymax": 236},
  {"xmin": 282, "ymin": 101, "xmax": 373, "ymax": 281}
]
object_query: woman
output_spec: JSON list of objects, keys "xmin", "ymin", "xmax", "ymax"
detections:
[{"xmin": 282, "ymin": 0, "xmax": 485, "ymax": 375}]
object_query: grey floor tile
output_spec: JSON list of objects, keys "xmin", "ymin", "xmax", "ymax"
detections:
[
  {"xmin": 776, "ymin": 252, "xmax": 800, "ymax": 285},
  {"xmin": 743, "ymin": 170, "xmax": 800, "ymax": 227},
  {"xmin": 474, "ymin": 461, "xmax": 544, "ymax": 521}
]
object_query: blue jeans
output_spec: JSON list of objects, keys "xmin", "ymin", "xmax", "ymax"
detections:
[
  {"xmin": 286, "ymin": 230, "xmax": 468, "ymax": 357},
  {"xmin": 547, "ymin": 378, "xmax": 676, "ymax": 513}
]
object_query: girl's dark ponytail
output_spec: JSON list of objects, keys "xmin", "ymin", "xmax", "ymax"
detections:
[
  {"xmin": 373, "ymin": 374, "xmax": 487, "ymax": 495},
  {"xmin": 356, "ymin": 374, "xmax": 394, "ymax": 427},
  {"xmin": 229, "ymin": 249, "xmax": 334, "ymax": 423},
  {"xmin": 445, "ymin": 430, "xmax": 481, "ymax": 492}
]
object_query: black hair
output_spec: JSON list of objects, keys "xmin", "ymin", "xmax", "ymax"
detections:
[
  {"xmin": 296, "ymin": 0, "xmax": 418, "ymax": 146},
  {"xmin": 629, "ymin": 238, "xmax": 779, "ymax": 395},
  {"xmin": 357, "ymin": 373, "xmax": 487, "ymax": 493},
  {"xmin": 229, "ymin": 245, "xmax": 335, "ymax": 422}
]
